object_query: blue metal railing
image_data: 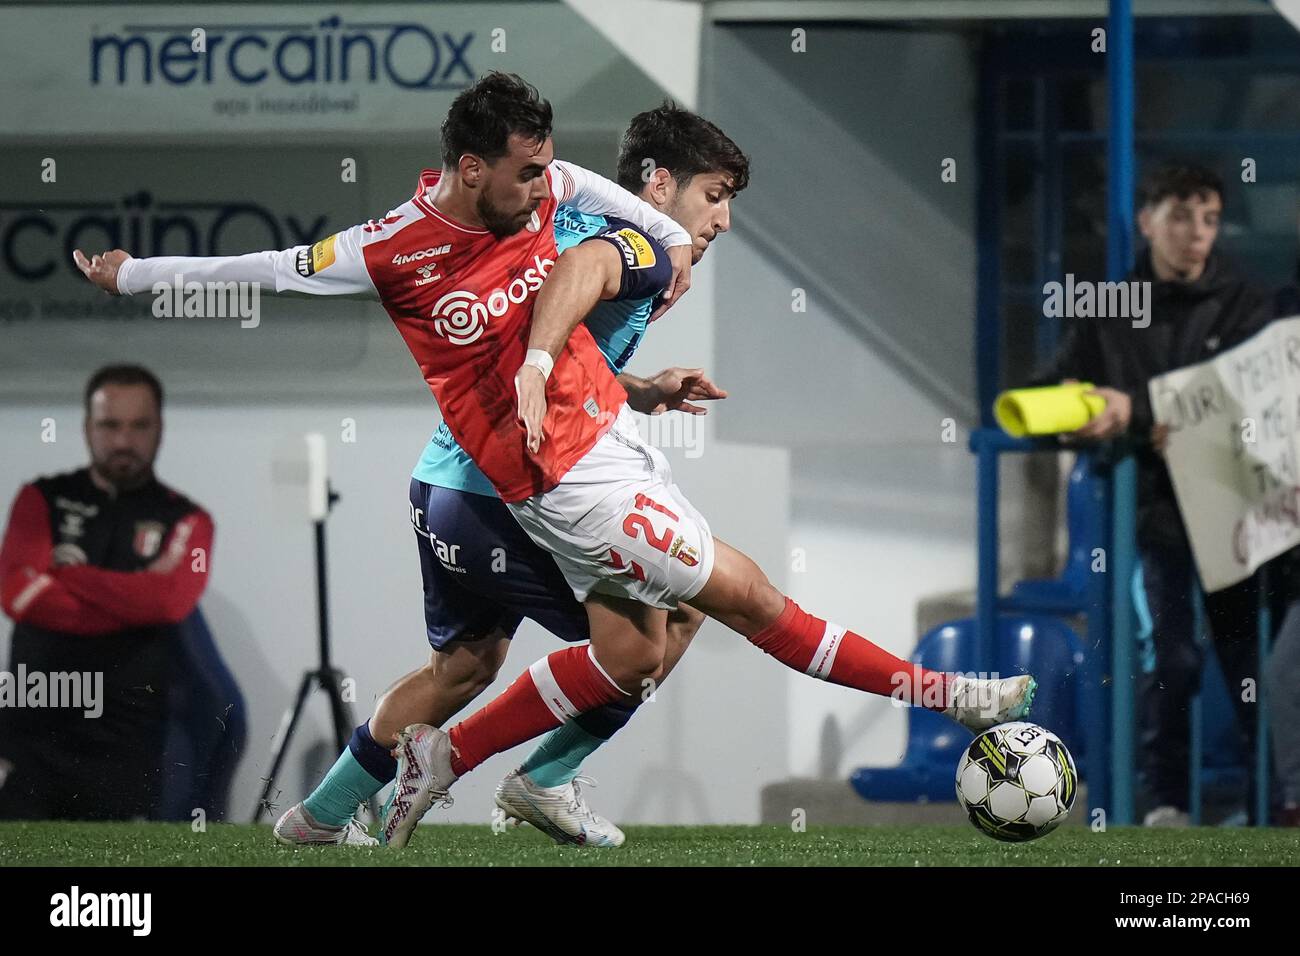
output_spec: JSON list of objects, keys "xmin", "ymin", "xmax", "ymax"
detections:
[{"xmin": 970, "ymin": 427, "xmax": 1126, "ymax": 822}]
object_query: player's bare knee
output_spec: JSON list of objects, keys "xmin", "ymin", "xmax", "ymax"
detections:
[
  {"xmin": 456, "ymin": 664, "xmax": 500, "ymax": 701},
  {"xmin": 430, "ymin": 646, "xmax": 499, "ymax": 701},
  {"xmin": 612, "ymin": 655, "xmax": 663, "ymax": 693},
  {"xmin": 451, "ymin": 667, "xmax": 496, "ymax": 701},
  {"xmin": 599, "ymin": 642, "xmax": 665, "ymax": 693}
]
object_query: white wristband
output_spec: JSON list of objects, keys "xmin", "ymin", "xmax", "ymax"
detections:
[{"xmin": 524, "ymin": 348, "xmax": 554, "ymax": 381}]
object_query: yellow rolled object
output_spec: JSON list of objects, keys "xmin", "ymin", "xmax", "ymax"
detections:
[{"xmin": 994, "ymin": 383, "xmax": 1107, "ymax": 437}]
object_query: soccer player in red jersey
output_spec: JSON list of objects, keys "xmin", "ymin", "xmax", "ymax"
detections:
[{"xmin": 75, "ymin": 73, "xmax": 1037, "ymax": 849}]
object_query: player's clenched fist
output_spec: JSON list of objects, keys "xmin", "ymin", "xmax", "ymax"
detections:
[
  {"xmin": 515, "ymin": 363, "xmax": 548, "ymax": 454},
  {"xmin": 73, "ymin": 249, "xmax": 131, "ymax": 295}
]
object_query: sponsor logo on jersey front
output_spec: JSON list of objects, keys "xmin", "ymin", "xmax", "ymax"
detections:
[
  {"xmin": 428, "ymin": 254, "xmax": 553, "ymax": 346},
  {"xmin": 554, "ymin": 206, "xmax": 598, "ymax": 236},
  {"xmin": 393, "ymin": 244, "xmax": 451, "ymax": 265}
]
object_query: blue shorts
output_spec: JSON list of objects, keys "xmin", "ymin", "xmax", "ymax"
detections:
[{"xmin": 409, "ymin": 478, "xmax": 589, "ymax": 650}]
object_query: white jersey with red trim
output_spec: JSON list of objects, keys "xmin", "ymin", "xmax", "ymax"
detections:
[{"xmin": 114, "ymin": 161, "xmax": 691, "ymax": 502}]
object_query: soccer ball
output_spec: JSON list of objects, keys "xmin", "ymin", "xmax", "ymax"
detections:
[{"xmin": 955, "ymin": 721, "xmax": 1077, "ymax": 842}]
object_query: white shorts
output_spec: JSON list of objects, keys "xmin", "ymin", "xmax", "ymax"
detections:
[{"xmin": 506, "ymin": 405, "xmax": 715, "ymax": 609}]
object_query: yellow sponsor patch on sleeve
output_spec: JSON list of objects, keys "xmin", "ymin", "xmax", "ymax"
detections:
[
  {"xmin": 311, "ymin": 234, "xmax": 337, "ymax": 273},
  {"xmin": 614, "ymin": 228, "xmax": 656, "ymax": 268}
]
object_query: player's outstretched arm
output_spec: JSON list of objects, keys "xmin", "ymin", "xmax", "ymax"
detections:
[
  {"xmin": 73, "ymin": 223, "xmax": 379, "ymax": 300},
  {"xmin": 515, "ymin": 240, "xmax": 625, "ymax": 453},
  {"xmin": 550, "ymin": 159, "xmax": 693, "ymax": 319}
]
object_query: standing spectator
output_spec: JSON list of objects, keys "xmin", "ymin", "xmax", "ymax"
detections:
[
  {"xmin": 0, "ymin": 365, "xmax": 214, "ymax": 820},
  {"xmin": 1033, "ymin": 162, "xmax": 1273, "ymax": 826}
]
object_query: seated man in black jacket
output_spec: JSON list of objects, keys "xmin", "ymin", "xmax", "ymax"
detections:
[
  {"xmin": 0, "ymin": 365, "xmax": 214, "ymax": 820},
  {"xmin": 1034, "ymin": 162, "xmax": 1272, "ymax": 826}
]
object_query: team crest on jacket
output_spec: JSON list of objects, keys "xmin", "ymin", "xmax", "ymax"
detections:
[{"xmin": 133, "ymin": 521, "xmax": 166, "ymax": 559}]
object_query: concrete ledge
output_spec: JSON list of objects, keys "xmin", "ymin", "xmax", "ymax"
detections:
[{"xmin": 761, "ymin": 777, "xmax": 1091, "ymax": 828}]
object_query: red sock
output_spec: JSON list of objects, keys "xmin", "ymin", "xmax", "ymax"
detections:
[
  {"xmin": 749, "ymin": 597, "xmax": 950, "ymax": 708},
  {"xmin": 447, "ymin": 645, "xmax": 629, "ymax": 776}
]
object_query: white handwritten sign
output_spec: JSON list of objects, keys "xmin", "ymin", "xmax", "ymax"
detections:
[{"xmin": 1149, "ymin": 315, "xmax": 1300, "ymax": 592}]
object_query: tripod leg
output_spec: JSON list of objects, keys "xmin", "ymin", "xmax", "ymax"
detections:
[
  {"xmin": 319, "ymin": 669, "xmax": 352, "ymax": 754},
  {"xmin": 253, "ymin": 672, "xmax": 316, "ymax": 823}
]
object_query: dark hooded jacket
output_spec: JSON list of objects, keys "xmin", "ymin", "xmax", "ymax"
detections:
[{"xmin": 1031, "ymin": 250, "xmax": 1272, "ymax": 514}]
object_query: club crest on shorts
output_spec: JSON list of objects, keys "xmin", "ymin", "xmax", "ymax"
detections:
[
  {"xmin": 133, "ymin": 521, "xmax": 167, "ymax": 559},
  {"xmin": 668, "ymin": 535, "xmax": 699, "ymax": 567}
]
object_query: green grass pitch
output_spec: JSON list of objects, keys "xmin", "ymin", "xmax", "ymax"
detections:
[{"xmin": 2, "ymin": 822, "xmax": 1298, "ymax": 866}]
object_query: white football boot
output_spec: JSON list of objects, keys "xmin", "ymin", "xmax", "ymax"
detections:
[
  {"xmin": 943, "ymin": 674, "xmax": 1038, "ymax": 731},
  {"xmin": 381, "ymin": 723, "xmax": 457, "ymax": 849},
  {"xmin": 273, "ymin": 802, "xmax": 378, "ymax": 847},
  {"xmin": 494, "ymin": 771, "xmax": 625, "ymax": 847}
]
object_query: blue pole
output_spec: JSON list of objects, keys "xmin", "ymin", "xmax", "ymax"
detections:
[
  {"xmin": 1190, "ymin": 581, "xmax": 1205, "ymax": 826},
  {"xmin": 1105, "ymin": 0, "xmax": 1136, "ymax": 823},
  {"xmin": 1107, "ymin": 0, "xmax": 1135, "ymax": 280},
  {"xmin": 1086, "ymin": 454, "xmax": 1115, "ymax": 823},
  {"xmin": 1109, "ymin": 457, "xmax": 1137, "ymax": 825},
  {"xmin": 976, "ymin": 436, "xmax": 999, "ymax": 665},
  {"xmin": 972, "ymin": 45, "xmax": 1003, "ymax": 669},
  {"xmin": 1256, "ymin": 568, "xmax": 1271, "ymax": 826},
  {"xmin": 975, "ymin": 40, "xmax": 1004, "ymax": 431}
]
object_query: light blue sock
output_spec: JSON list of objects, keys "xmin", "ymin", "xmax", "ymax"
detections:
[
  {"xmin": 518, "ymin": 720, "xmax": 608, "ymax": 788},
  {"xmin": 303, "ymin": 733, "xmax": 392, "ymax": 828}
]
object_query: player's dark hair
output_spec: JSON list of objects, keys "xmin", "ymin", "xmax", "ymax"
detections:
[
  {"xmin": 84, "ymin": 364, "xmax": 164, "ymax": 416},
  {"xmin": 616, "ymin": 102, "xmax": 750, "ymax": 196},
  {"xmin": 1139, "ymin": 161, "xmax": 1223, "ymax": 209},
  {"xmin": 440, "ymin": 72, "xmax": 554, "ymax": 168}
]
